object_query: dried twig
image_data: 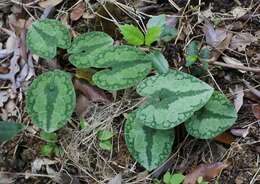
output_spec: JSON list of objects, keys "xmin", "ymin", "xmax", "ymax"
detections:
[{"xmin": 210, "ymin": 61, "xmax": 260, "ymax": 73}]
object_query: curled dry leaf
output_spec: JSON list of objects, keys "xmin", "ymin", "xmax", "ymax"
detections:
[
  {"xmin": 203, "ymin": 23, "xmax": 227, "ymax": 48},
  {"xmin": 231, "ymin": 128, "xmax": 249, "ymax": 138},
  {"xmin": 214, "ymin": 132, "xmax": 235, "ymax": 145},
  {"xmin": 252, "ymin": 104, "xmax": 260, "ymax": 120},
  {"xmin": 75, "ymin": 94, "xmax": 92, "ymax": 117},
  {"xmin": 38, "ymin": 0, "xmax": 63, "ymax": 8},
  {"xmin": 70, "ymin": 1, "xmax": 86, "ymax": 21},
  {"xmin": 230, "ymin": 85, "xmax": 244, "ymax": 113},
  {"xmin": 230, "ymin": 32, "xmax": 257, "ymax": 52},
  {"xmin": 183, "ymin": 162, "xmax": 229, "ymax": 184},
  {"xmin": 74, "ymin": 79, "xmax": 110, "ymax": 103}
]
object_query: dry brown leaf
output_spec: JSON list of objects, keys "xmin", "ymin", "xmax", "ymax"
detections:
[
  {"xmin": 38, "ymin": 0, "xmax": 63, "ymax": 8},
  {"xmin": 203, "ymin": 23, "xmax": 227, "ymax": 48},
  {"xmin": 222, "ymin": 56, "xmax": 246, "ymax": 73},
  {"xmin": 231, "ymin": 128, "xmax": 249, "ymax": 138},
  {"xmin": 70, "ymin": 1, "xmax": 86, "ymax": 21},
  {"xmin": 74, "ymin": 79, "xmax": 110, "ymax": 103},
  {"xmin": 75, "ymin": 94, "xmax": 91, "ymax": 117},
  {"xmin": 231, "ymin": 7, "xmax": 248, "ymax": 18},
  {"xmin": 108, "ymin": 174, "xmax": 122, "ymax": 184},
  {"xmin": 214, "ymin": 132, "xmax": 235, "ymax": 145},
  {"xmin": 230, "ymin": 32, "xmax": 257, "ymax": 52},
  {"xmin": 183, "ymin": 162, "xmax": 229, "ymax": 184},
  {"xmin": 0, "ymin": 66, "xmax": 9, "ymax": 74},
  {"xmin": 252, "ymin": 104, "xmax": 260, "ymax": 120},
  {"xmin": 231, "ymin": 85, "xmax": 244, "ymax": 112},
  {"xmin": 0, "ymin": 173, "xmax": 15, "ymax": 184}
]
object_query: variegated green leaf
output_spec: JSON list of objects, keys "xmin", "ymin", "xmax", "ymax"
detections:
[
  {"xmin": 68, "ymin": 32, "xmax": 114, "ymax": 68},
  {"xmin": 185, "ymin": 91, "xmax": 237, "ymax": 139},
  {"xmin": 136, "ymin": 69, "xmax": 214, "ymax": 129},
  {"xmin": 124, "ymin": 112, "xmax": 174, "ymax": 171},
  {"xmin": 92, "ymin": 46, "xmax": 152, "ymax": 91},
  {"xmin": 26, "ymin": 19, "xmax": 71, "ymax": 59},
  {"xmin": 26, "ymin": 70, "xmax": 76, "ymax": 133},
  {"xmin": 0, "ymin": 121, "xmax": 24, "ymax": 142}
]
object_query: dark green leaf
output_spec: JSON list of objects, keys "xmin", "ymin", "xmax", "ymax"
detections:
[
  {"xmin": 185, "ymin": 91, "xmax": 237, "ymax": 139},
  {"xmin": 0, "ymin": 121, "xmax": 24, "ymax": 142}
]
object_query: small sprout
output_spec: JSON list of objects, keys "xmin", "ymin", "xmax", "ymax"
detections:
[
  {"xmin": 40, "ymin": 131, "xmax": 58, "ymax": 143},
  {"xmin": 97, "ymin": 130, "xmax": 113, "ymax": 151},
  {"xmin": 185, "ymin": 41, "xmax": 199, "ymax": 67},
  {"xmin": 97, "ymin": 130, "xmax": 113, "ymax": 141},
  {"xmin": 163, "ymin": 171, "xmax": 185, "ymax": 184},
  {"xmin": 40, "ymin": 143, "xmax": 55, "ymax": 157},
  {"xmin": 99, "ymin": 140, "xmax": 113, "ymax": 151},
  {"xmin": 197, "ymin": 176, "xmax": 209, "ymax": 184},
  {"xmin": 145, "ymin": 26, "xmax": 161, "ymax": 46},
  {"xmin": 119, "ymin": 24, "xmax": 144, "ymax": 46},
  {"xmin": 79, "ymin": 118, "xmax": 89, "ymax": 130}
]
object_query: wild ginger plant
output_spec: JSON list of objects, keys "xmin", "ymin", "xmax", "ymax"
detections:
[{"xmin": 1, "ymin": 18, "xmax": 237, "ymax": 171}]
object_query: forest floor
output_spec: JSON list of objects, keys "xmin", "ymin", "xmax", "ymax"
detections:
[{"xmin": 0, "ymin": 0, "xmax": 260, "ymax": 184}]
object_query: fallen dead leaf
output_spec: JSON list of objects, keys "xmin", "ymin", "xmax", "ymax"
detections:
[
  {"xmin": 70, "ymin": 1, "xmax": 86, "ymax": 21},
  {"xmin": 252, "ymin": 104, "xmax": 260, "ymax": 120},
  {"xmin": 230, "ymin": 32, "xmax": 257, "ymax": 52},
  {"xmin": 108, "ymin": 174, "xmax": 122, "ymax": 184},
  {"xmin": 222, "ymin": 56, "xmax": 246, "ymax": 73},
  {"xmin": 0, "ymin": 91, "xmax": 9, "ymax": 107},
  {"xmin": 203, "ymin": 23, "xmax": 227, "ymax": 48},
  {"xmin": 75, "ymin": 94, "xmax": 92, "ymax": 117},
  {"xmin": 183, "ymin": 162, "xmax": 229, "ymax": 184},
  {"xmin": 231, "ymin": 7, "xmax": 248, "ymax": 18},
  {"xmin": 231, "ymin": 128, "xmax": 249, "ymax": 138},
  {"xmin": 0, "ymin": 66, "xmax": 9, "ymax": 74},
  {"xmin": 231, "ymin": 85, "xmax": 244, "ymax": 112},
  {"xmin": 74, "ymin": 79, "xmax": 110, "ymax": 103},
  {"xmin": 214, "ymin": 132, "xmax": 235, "ymax": 145},
  {"xmin": 38, "ymin": 0, "xmax": 63, "ymax": 8},
  {"xmin": 31, "ymin": 158, "xmax": 57, "ymax": 173},
  {"xmin": 0, "ymin": 173, "xmax": 15, "ymax": 184}
]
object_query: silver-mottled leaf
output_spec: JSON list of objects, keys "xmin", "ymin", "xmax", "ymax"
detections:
[
  {"xmin": 185, "ymin": 91, "xmax": 237, "ymax": 139},
  {"xmin": 124, "ymin": 112, "xmax": 174, "ymax": 171},
  {"xmin": 136, "ymin": 69, "xmax": 214, "ymax": 129}
]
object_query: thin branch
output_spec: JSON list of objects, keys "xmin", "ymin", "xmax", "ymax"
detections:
[{"xmin": 210, "ymin": 61, "xmax": 260, "ymax": 73}]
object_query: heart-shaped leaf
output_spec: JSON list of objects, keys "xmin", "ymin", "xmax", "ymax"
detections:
[
  {"xmin": 92, "ymin": 46, "xmax": 152, "ymax": 91},
  {"xmin": 0, "ymin": 121, "xmax": 24, "ymax": 142},
  {"xmin": 26, "ymin": 70, "xmax": 76, "ymax": 133},
  {"xmin": 136, "ymin": 69, "xmax": 214, "ymax": 129},
  {"xmin": 124, "ymin": 112, "xmax": 174, "ymax": 171},
  {"xmin": 68, "ymin": 32, "xmax": 114, "ymax": 68},
  {"xmin": 26, "ymin": 19, "xmax": 71, "ymax": 59},
  {"xmin": 185, "ymin": 91, "xmax": 237, "ymax": 139}
]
